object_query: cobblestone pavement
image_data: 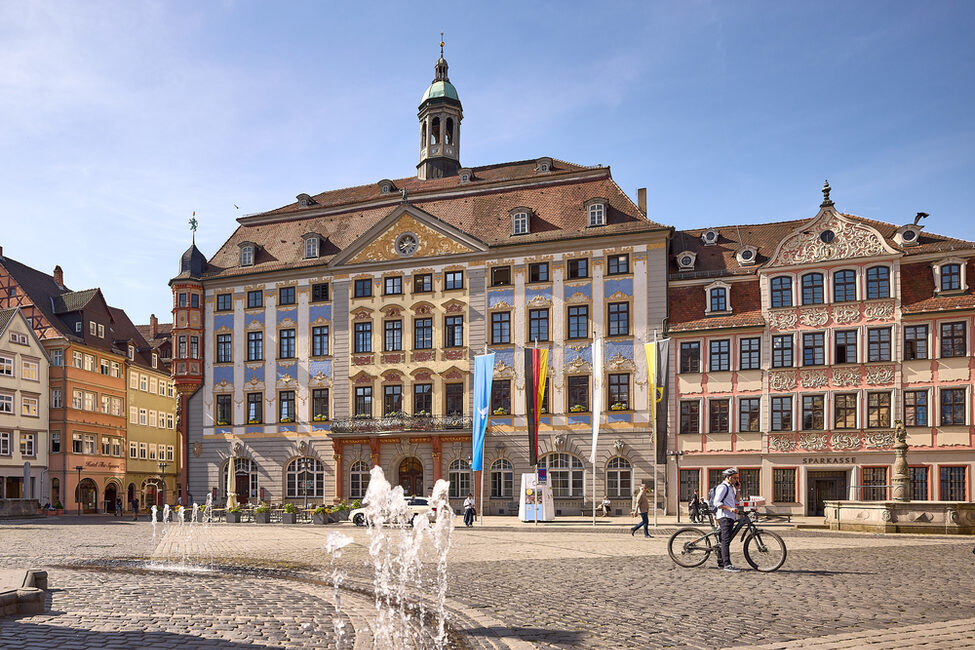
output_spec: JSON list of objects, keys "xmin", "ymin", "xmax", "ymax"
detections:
[{"xmin": 0, "ymin": 516, "xmax": 973, "ymax": 648}]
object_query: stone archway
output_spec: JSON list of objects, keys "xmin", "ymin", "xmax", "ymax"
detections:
[
  {"xmin": 76, "ymin": 479, "xmax": 98, "ymax": 513},
  {"xmin": 104, "ymin": 483, "xmax": 119, "ymax": 513},
  {"xmin": 398, "ymin": 457, "xmax": 423, "ymax": 496}
]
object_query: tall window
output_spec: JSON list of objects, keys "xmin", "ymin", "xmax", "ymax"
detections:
[
  {"xmin": 608, "ymin": 373, "xmax": 629, "ymax": 410},
  {"xmin": 709, "ymin": 339, "xmax": 730, "ymax": 371},
  {"xmin": 739, "ymin": 338, "xmax": 760, "ymax": 370},
  {"xmin": 350, "ymin": 461, "xmax": 371, "ymax": 499},
  {"xmin": 279, "ymin": 391, "xmax": 295, "ymax": 422},
  {"xmin": 279, "ymin": 329, "xmax": 296, "ymax": 359},
  {"xmin": 384, "ymin": 276, "xmax": 403, "ymax": 295},
  {"xmin": 491, "ymin": 380, "xmax": 511, "ymax": 414},
  {"xmin": 772, "ymin": 335, "xmax": 793, "ymax": 368},
  {"xmin": 190, "ymin": 336, "xmax": 199, "ymax": 358},
  {"xmin": 567, "ymin": 259, "xmax": 588, "ymax": 279},
  {"xmin": 286, "ymin": 458, "xmax": 324, "ymax": 498},
  {"xmin": 413, "ymin": 384, "xmax": 432, "ymax": 415},
  {"xmin": 445, "ymin": 316, "xmax": 463, "ymax": 347},
  {"xmin": 739, "ymin": 469, "xmax": 760, "ymax": 499},
  {"xmin": 312, "ymin": 389, "xmax": 329, "ymax": 421},
  {"xmin": 679, "ymin": 470, "xmax": 700, "ymax": 503},
  {"xmin": 771, "ymin": 396, "xmax": 792, "ymax": 431},
  {"xmin": 608, "ymin": 303, "xmax": 629, "ymax": 336},
  {"xmin": 247, "ymin": 393, "xmax": 262, "ymax": 423},
  {"xmin": 444, "ymin": 271, "xmax": 464, "ymax": 290},
  {"xmin": 904, "ymin": 391, "xmax": 927, "ymax": 427},
  {"xmin": 312, "ymin": 326, "xmax": 329, "ymax": 356},
  {"xmin": 246, "ymin": 290, "xmax": 262, "ymax": 308},
  {"xmin": 904, "ymin": 325, "xmax": 928, "ymax": 360},
  {"xmin": 539, "ymin": 453, "xmax": 585, "ymax": 497},
  {"xmin": 801, "ymin": 273, "xmax": 824, "ymax": 305},
  {"xmin": 909, "ymin": 467, "xmax": 928, "ymax": 501},
  {"xmin": 491, "ymin": 312, "xmax": 511, "ymax": 344},
  {"xmin": 862, "ymin": 467, "xmax": 887, "ymax": 501},
  {"xmin": 587, "ymin": 203, "xmax": 605, "ymax": 227},
  {"xmin": 490, "ymin": 267, "xmax": 511, "ymax": 286},
  {"xmin": 867, "ymin": 393, "xmax": 891, "ymax": 428},
  {"xmin": 680, "ymin": 401, "xmax": 700, "ymax": 434},
  {"xmin": 770, "ymin": 276, "xmax": 793, "ymax": 308},
  {"xmin": 216, "ymin": 294, "xmax": 232, "ymax": 311},
  {"xmin": 803, "ymin": 332, "xmax": 824, "ymax": 366},
  {"xmin": 279, "ymin": 286, "xmax": 296, "ymax": 305},
  {"xmin": 491, "ymin": 459, "xmax": 513, "ymax": 498},
  {"xmin": 354, "ymin": 322, "xmax": 372, "ymax": 353},
  {"xmin": 384, "ymin": 321, "xmax": 403, "ymax": 351},
  {"xmin": 835, "ymin": 330, "xmax": 857, "ymax": 364},
  {"xmin": 709, "ymin": 287, "xmax": 727, "ymax": 312},
  {"xmin": 512, "ymin": 211, "xmax": 529, "ymax": 235},
  {"xmin": 215, "ymin": 395, "xmax": 232, "ymax": 425},
  {"xmin": 312, "ymin": 283, "xmax": 329, "ymax": 302},
  {"xmin": 529, "ymin": 263, "xmax": 549, "ymax": 283},
  {"xmin": 354, "ymin": 279, "xmax": 372, "ymax": 298},
  {"xmin": 354, "ymin": 387, "xmax": 372, "ymax": 417},
  {"xmin": 384, "ymin": 385, "xmax": 403, "ymax": 415},
  {"xmin": 940, "ymin": 322, "xmax": 966, "ymax": 357},
  {"xmin": 414, "ymin": 318, "xmax": 432, "ymax": 349},
  {"xmin": 940, "ymin": 467, "xmax": 966, "ymax": 501},
  {"xmin": 834, "ymin": 394, "xmax": 857, "ymax": 429},
  {"xmin": 567, "ymin": 306, "xmax": 588, "ymax": 339},
  {"xmin": 833, "ymin": 270, "xmax": 856, "ymax": 302},
  {"xmin": 941, "ymin": 388, "xmax": 966, "ymax": 425},
  {"xmin": 567, "ymin": 376, "xmax": 589, "ymax": 412},
  {"xmin": 941, "ymin": 263, "xmax": 961, "ymax": 292},
  {"xmin": 607, "ymin": 254, "xmax": 629, "ymax": 275},
  {"xmin": 448, "ymin": 459, "xmax": 473, "ymax": 499},
  {"xmin": 679, "ymin": 342, "xmax": 700, "ymax": 373},
  {"xmin": 866, "ymin": 266, "xmax": 890, "ymax": 299},
  {"xmin": 445, "ymin": 383, "xmax": 464, "ymax": 415},
  {"xmin": 867, "ymin": 328, "xmax": 891, "ymax": 362},
  {"xmin": 773, "ymin": 469, "xmax": 796, "ymax": 503},
  {"xmin": 529, "ymin": 309, "xmax": 549, "ymax": 342},
  {"xmin": 246, "ymin": 332, "xmax": 263, "ymax": 361},
  {"xmin": 802, "ymin": 395, "xmax": 825, "ymax": 430},
  {"xmin": 606, "ymin": 457, "xmax": 632, "ymax": 498},
  {"xmin": 413, "ymin": 274, "xmax": 433, "ymax": 293},
  {"xmin": 739, "ymin": 398, "xmax": 760, "ymax": 432},
  {"xmin": 709, "ymin": 399, "xmax": 729, "ymax": 433}
]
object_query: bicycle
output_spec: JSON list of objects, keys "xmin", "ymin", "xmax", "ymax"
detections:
[{"xmin": 667, "ymin": 504, "xmax": 787, "ymax": 572}]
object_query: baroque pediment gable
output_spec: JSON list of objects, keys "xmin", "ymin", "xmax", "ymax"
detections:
[{"xmin": 768, "ymin": 210, "xmax": 899, "ymax": 267}]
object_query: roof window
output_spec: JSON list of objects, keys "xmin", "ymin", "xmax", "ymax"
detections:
[
  {"xmin": 676, "ymin": 251, "xmax": 697, "ymax": 271},
  {"xmin": 702, "ymin": 229, "xmax": 719, "ymax": 246},
  {"xmin": 736, "ymin": 246, "xmax": 758, "ymax": 266},
  {"xmin": 585, "ymin": 198, "xmax": 608, "ymax": 227},
  {"xmin": 296, "ymin": 193, "xmax": 317, "ymax": 208},
  {"xmin": 510, "ymin": 207, "xmax": 531, "ymax": 236},
  {"xmin": 377, "ymin": 179, "xmax": 397, "ymax": 194},
  {"xmin": 239, "ymin": 241, "xmax": 256, "ymax": 267}
]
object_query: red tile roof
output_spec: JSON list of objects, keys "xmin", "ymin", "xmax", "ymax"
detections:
[
  {"xmin": 901, "ymin": 259, "xmax": 975, "ymax": 314},
  {"xmin": 668, "ymin": 281, "xmax": 765, "ymax": 332}
]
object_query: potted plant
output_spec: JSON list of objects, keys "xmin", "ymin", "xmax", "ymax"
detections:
[
  {"xmin": 282, "ymin": 502, "xmax": 297, "ymax": 524},
  {"xmin": 280, "ymin": 417, "xmax": 294, "ymax": 424},
  {"xmin": 54, "ymin": 501, "xmax": 64, "ymax": 515},
  {"xmin": 610, "ymin": 402, "xmax": 628, "ymax": 411},
  {"xmin": 217, "ymin": 419, "xmax": 230, "ymax": 426},
  {"xmin": 247, "ymin": 418, "xmax": 262, "ymax": 425},
  {"xmin": 312, "ymin": 505, "xmax": 328, "ymax": 525},
  {"xmin": 313, "ymin": 414, "xmax": 328, "ymax": 422},
  {"xmin": 226, "ymin": 506, "xmax": 241, "ymax": 523},
  {"xmin": 254, "ymin": 503, "xmax": 270, "ymax": 523},
  {"xmin": 570, "ymin": 404, "xmax": 587, "ymax": 413},
  {"xmin": 493, "ymin": 407, "xmax": 509, "ymax": 416},
  {"xmin": 335, "ymin": 501, "xmax": 351, "ymax": 522}
]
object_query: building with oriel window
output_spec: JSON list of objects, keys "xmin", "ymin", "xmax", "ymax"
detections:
[
  {"xmin": 666, "ymin": 183, "xmax": 975, "ymax": 516},
  {"xmin": 183, "ymin": 48, "xmax": 671, "ymax": 513}
]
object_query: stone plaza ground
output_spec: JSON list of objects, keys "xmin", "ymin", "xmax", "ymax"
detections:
[{"xmin": 1, "ymin": 515, "xmax": 974, "ymax": 648}]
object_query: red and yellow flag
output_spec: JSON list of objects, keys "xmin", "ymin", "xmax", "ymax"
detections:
[{"xmin": 525, "ymin": 347, "xmax": 549, "ymax": 466}]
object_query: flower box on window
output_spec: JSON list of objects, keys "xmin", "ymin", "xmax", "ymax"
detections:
[
  {"xmin": 247, "ymin": 418, "xmax": 261, "ymax": 425},
  {"xmin": 313, "ymin": 415, "xmax": 328, "ymax": 422},
  {"xmin": 279, "ymin": 417, "xmax": 294, "ymax": 424},
  {"xmin": 610, "ymin": 402, "xmax": 628, "ymax": 411},
  {"xmin": 493, "ymin": 407, "xmax": 509, "ymax": 416},
  {"xmin": 216, "ymin": 419, "xmax": 230, "ymax": 426},
  {"xmin": 570, "ymin": 404, "xmax": 587, "ymax": 413}
]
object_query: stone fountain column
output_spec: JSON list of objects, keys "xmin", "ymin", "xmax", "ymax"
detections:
[{"xmin": 891, "ymin": 421, "xmax": 910, "ymax": 502}]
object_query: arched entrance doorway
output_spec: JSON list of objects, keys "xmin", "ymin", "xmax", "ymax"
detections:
[
  {"xmin": 398, "ymin": 457, "xmax": 423, "ymax": 496},
  {"xmin": 127, "ymin": 483, "xmax": 136, "ymax": 505},
  {"xmin": 143, "ymin": 480, "xmax": 159, "ymax": 510},
  {"xmin": 223, "ymin": 458, "xmax": 258, "ymax": 505},
  {"xmin": 104, "ymin": 483, "xmax": 118, "ymax": 513},
  {"xmin": 76, "ymin": 479, "xmax": 98, "ymax": 513}
]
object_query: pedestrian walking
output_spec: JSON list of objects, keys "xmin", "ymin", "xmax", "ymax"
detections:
[
  {"xmin": 688, "ymin": 491, "xmax": 701, "ymax": 523},
  {"xmin": 130, "ymin": 497, "xmax": 139, "ymax": 522},
  {"xmin": 630, "ymin": 484, "xmax": 652, "ymax": 537},
  {"xmin": 115, "ymin": 497, "xmax": 122, "ymax": 518},
  {"xmin": 463, "ymin": 492, "xmax": 476, "ymax": 527},
  {"xmin": 712, "ymin": 468, "xmax": 742, "ymax": 572}
]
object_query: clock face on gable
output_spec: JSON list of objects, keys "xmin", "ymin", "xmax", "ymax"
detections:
[{"xmin": 395, "ymin": 233, "xmax": 419, "ymax": 257}]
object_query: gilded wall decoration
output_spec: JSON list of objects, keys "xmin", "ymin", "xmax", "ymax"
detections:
[
  {"xmin": 192, "ymin": 442, "xmax": 202, "ymax": 458},
  {"xmin": 832, "ymin": 367, "xmax": 860, "ymax": 387},
  {"xmin": 772, "ymin": 214, "xmax": 891, "ymax": 266},
  {"xmin": 526, "ymin": 294, "xmax": 552, "ymax": 308},
  {"xmin": 490, "ymin": 300, "xmax": 513, "ymax": 310},
  {"xmin": 799, "ymin": 308, "xmax": 829, "ymax": 327},
  {"xmin": 494, "ymin": 361, "xmax": 515, "ymax": 379},
  {"xmin": 769, "ymin": 435, "xmax": 797, "ymax": 452},
  {"xmin": 607, "ymin": 290, "xmax": 630, "ymax": 302},
  {"xmin": 767, "ymin": 310, "xmax": 798, "ymax": 330},
  {"xmin": 798, "ymin": 433, "xmax": 828, "ymax": 450},
  {"xmin": 831, "ymin": 433, "xmax": 861, "ymax": 450},
  {"xmin": 769, "ymin": 371, "xmax": 797, "ymax": 391},
  {"xmin": 349, "ymin": 214, "xmax": 472, "ymax": 264},
  {"xmin": 864, "ymin": 301, "xmax": 894, "ymax": 321},
  {"xmin": 864, "ymin": 431, "xmax": 894, "ymax": 449},
  {"xmin": 567, "ymin": 343, "xmax": 589, "ymax": 352},
  {"xmin": 800, "ymin": 370, "xmax": 828, "ymax": 388},
  {"xmin": 606, "ymin": 352, "xmax": 636, "ymax": 372},
  {"xmin": 566, "ymin": 292, "xmax": 590, "ymax": 305},
  {"xmin": 311, "ymin": 372, "xmax": 331, "ymax": 387},
  {"xmin": 831, "ymin": 304, "xmax": 861, "ymax": 324},
  {"xmin": 566, "ymin": 355, "xmax": 593, "ymax": 374},
  {"xmin": 865, "ymin": 366, "xmax": 895, "ymax": 385}
]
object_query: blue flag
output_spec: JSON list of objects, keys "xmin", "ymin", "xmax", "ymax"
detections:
[{"xmin": 471, "ymin": 353, "xmax": 495, "ymax": 471}]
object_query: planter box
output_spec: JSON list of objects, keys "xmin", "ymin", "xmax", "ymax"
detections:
[
  {"xmin": 226, "ymin": 512, "xmax": 241, "ymax": 523},
  {"xmin": 281, "ymin": 512, "xmax": 297, "ymax": 524},
  {"xmin": 194, "ymin": 511, "xmax": 208, "ymax": 523},
  {"xmin": 254, "ymin": 512, "xmax": 270, "ymax": 524},
  {"xmin": 336, "ymin": 510, "xmax": 350, "ymax": 522},
  {"xmin": 312, "ymin": 513, "xmax": 327, "ymax": 525}
]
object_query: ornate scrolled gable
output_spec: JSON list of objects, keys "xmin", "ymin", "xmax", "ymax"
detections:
[{"xmin": 767, "ymin": 210, "xmax": 898, "ymax": 267}]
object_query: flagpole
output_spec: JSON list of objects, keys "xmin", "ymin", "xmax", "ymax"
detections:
[
  {"xmin": 651, "ymin": 330, "xmax": 658, "ymax": 527},
  {"xmin": 533, "ymin": 339, "xmax": 539, "ymax": 527},
  {"xmin": 480, "ymin": 343, "xmax": 488, "ymax": 526}
]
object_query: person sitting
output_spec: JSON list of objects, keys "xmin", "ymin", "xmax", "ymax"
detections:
[{"xmin": 600, "ymin": 496, "xmax": 612, "ymax": 516}]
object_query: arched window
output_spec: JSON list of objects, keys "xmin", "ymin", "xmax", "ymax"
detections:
[
  {"xmin": 801, "ymin": 273, "xmax": 824, "ymax": 305},
  {"xmin": 448, "ymin": 459, "xmax": 472, "ymax": 499},
  {"xmin": 539, "ymin": 453, "xmax": 585, "ymax": 497},
  {"xmin": 445, "ymin": 118, "xmax": 454, "ymax": 145},
  {"xmin": 833, "ymin": 270, "xmax": 856, "ymax": 302},
  {"xmin": 223, "ymin": 458, "xmax": 258, "ymax": 501},
  {"xmin": 286, "ymin": 457, "xmax": 324, "ymax": 499},
  {"xmin": 350, "ymin": 460, "xmax": 370, "ymax": 500},
  {"xmin": 491, "ymin": 458, "xmax": 513, "ymax": 498},
  {"xmin": 606, "ymin": 457, "xmax": 632, "ymax": 499},
  {"xmin": 512, "ymin": 211, "xmax": 529, "ymax": 235},
  {"xmin": 420, "ymin": 123, "xmax": 426, "ymax": 149},
  {"xmin": 866, "ymin": 266, "xmax": 890, "ymax": 299},
  {"xmin": 770, "ymin": 276, "xmax": 792, "ymax": 308},
  {"xmin": 430, "ymin": 117, "xmax": 441, "ymax": 144}
]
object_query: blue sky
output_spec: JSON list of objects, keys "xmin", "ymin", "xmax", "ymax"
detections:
[{"xmin": 2, "ymin": 2, "xmax": 973, "ymax": 323}]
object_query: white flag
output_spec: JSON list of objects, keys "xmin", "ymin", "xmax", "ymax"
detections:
[{"xmin": 590, "ymin": 338, "xmax": 603, "ymax": 464}]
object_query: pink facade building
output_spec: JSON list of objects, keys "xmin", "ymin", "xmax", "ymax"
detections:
[{"xmin": 666, "ymin": 185, "xmax": 974, "ymax": 516}]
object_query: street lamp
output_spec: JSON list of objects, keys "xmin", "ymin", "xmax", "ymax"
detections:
[
  {"xmin": 159, "ymin": 462, "xmax": 168, "ymax": 510},
  {"xmin": 666, "ymin": 450, "xmax": 685, "ymax": 523},
  {"xmin": 74, "ymin": 466, "xmax": 83, "ymax": 516}
]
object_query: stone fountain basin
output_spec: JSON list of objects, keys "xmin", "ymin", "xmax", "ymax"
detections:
[{"xmin": 825, "ymin": 500, "xmax": 975, "ymax": 534}]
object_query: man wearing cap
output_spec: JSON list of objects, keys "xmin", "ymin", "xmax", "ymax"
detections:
[{"xmin": 712, "ymin": 468, "xmax": 742, "ymax": 572}]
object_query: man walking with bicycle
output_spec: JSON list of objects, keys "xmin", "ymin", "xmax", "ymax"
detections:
[{"xmin": 712, "ymin": 467, "xmax": 742, "ymax": 572}]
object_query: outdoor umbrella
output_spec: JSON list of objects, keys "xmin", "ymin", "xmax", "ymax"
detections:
[{"xmin": 226, "ymin": 456, "xmax": 239, "ymax": 510}]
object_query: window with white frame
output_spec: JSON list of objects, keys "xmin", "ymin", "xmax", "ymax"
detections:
[
  {"xmin": 304, "ymin": 236, "xmax": 319, "ymax": 259},
  {"xmin": 51, "ymin": 389, "xmax": 62, "ymax": 408},
  {"xmin": 129, "ymin": 406, "xmax": 138, "ymax": 424},
  {"xmin": 139, "ymin": 409, "xmax": 147, "ymax": 425},
  {"xmin": 0, "ymin": 356, "xmax": 12, "ymax": 377},
  {"xmin": 19, "ymin": 433, "xmax": 34, "ymax": 456},
  {"xmin": 139, "ymin": 442, "xmax": 147, "ymax": 459},
  {"xmin": 491, "ymin": 458, "xmax": 513, "ymax": 498},
  {"xmin": 941, "ymin": 387, "xmax": 966, "ymax": 426},
  {"xmin": 586, "ymin": 201, "xmax": 606, "ymax": 227},
  {"xmin": 606, "ymin": 457, "xmax": 632, "ymax": 498},
  {"xmin": 167, "ymin": 446, "xmax": 174, "ymax": 461},
  {"xmin": 512, "ymin": 210, "xmax": 529, "ymax": 235},
  {"xmin": 129, "ymin": 371, "xmax": 139, "ymax": 389},
  {"xmin": 286, "ymin": 457, "xmax": 325, "ymax": 498},
  {"xmin": 240, "ymin": 244, "xmax": 255, "ymax": 267},
  {"xmin": 349, "ymin": 460, "xmax": 370, "ymax": 499},
  {"xmin": 0, "ymin": 393, "xmax": 11, "ymax": 415},
  {"xmin": 0, "ymin": 431, "xmax": 9, "ymax": 455},
  {"xmin": 129, "ymin": 442, "xmax": 138, "ymax": 458},
  {"xmin": 539, "ymin": 453, "xmax": 585, "ymax": 497},
  {"xmin": 705, "ymin": 282, "xmax": 731, "ymax": 313},
  {"xmin": 933, "ymin": 258, "xmax": 968, "ymax": 294},
  {"xmin": 21, "ymin": 359, "xmax": 38, "ymax": 381},
  {"xmin": 51, "ymin": 349, "xmax": 63, "ymax": 366},
  {"xmin": 84, "ymin": 434, "xmax": 96, "ymax": 454},
  {"xmin": 448, "ymin": 459, "xmax": 472, "ymax": 499},
  {"xmin": 89, "ymin": 321, "xmax": 96, "ymax": 335}
]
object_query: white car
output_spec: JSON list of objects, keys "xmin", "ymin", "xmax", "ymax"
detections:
[{"xmin": 350, "ymin": 496, "xmax": 451, "ymax": 527}]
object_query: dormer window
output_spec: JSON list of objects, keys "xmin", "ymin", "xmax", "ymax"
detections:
[
  {"xmin": 239, "ymin": 242, "xmax": 255, "ymax": 267},
  {"xmin": 676, "ymin": 251, "xmax": 697, "ymax": 271},
  {"xmin": 933, "ymin": 258, "xmax": 968, "ymax": 294},
  {"xmin": 296, "ymin": 193, "xmax": 317, "ymax": 207},
  {"xmin": 377, "ymin": 179, "xmax": 396, "ymax": 194},
  {"xmin": 585, "ymin": 198, "xmax": 608, "ymax": 227},
  {"xmin": 458, "ymin": 168, "xmax": 474, "ymax": 184},
  {"xmin": 705, "ymin": 281, "xmax": 732, "ymax": 314},
  {"xmin": 736, "ymin": 247, "xmax": 757, "ymax": 266},
  {"xmin": 75, "ymin": 322, "xmax": 82, "ymax": 334},
  {"xmin": 152, "ymin": 353, "xmax": 158, "ymax": 369},
  {"xmin": 510, "ymin": 207, "xmax": 531, "ymax": 235},
  {"xmin": 535, "ymin": 157, "xmax": 553, "ymax": 173},
  {"xmin": 128, "ymin": 345, "xmax": 135, "ymax": 361},
  {"xmin": 895, "ymin": 223, "xmax": 922, "ymax": 247},
  {"xmin": 702, "ymin": 229, "xmax": 719, "ymax": 246},
  {"xmin": 302, "ymin": 234, "xmax": 320, "ymax": 259}
]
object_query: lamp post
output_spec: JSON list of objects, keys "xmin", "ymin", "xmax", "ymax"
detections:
[
  {"xmin": 159, "ymin": 462, "xmax": 168, "ymax": 509},
  {"xmin": 74, "ymin": 465, "xmax": 83, "ymax": 516},
  {"xmin": 666, "ymin": 450, "xmax": 685, "ymax": 523}
]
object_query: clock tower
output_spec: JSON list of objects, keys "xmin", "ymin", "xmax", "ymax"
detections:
[{"xmin": 417, "ymin": 42, "xmax": 463, "ymax": 180}]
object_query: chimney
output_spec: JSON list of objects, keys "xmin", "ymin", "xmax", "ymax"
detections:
[
  {"xmin": 150, "ymin": 314, "xmax": 158, "ymax": 338},
  {"xmin": 0, "ymin": 245, "xmax": 4, "ymax": 257},
  {"xmin": 53, "ymin": 265, "xmax": 64, "ymax": 288},
  {"xmin": 637, "ymin": 188, "xmax": 647, "ymax": 216}
]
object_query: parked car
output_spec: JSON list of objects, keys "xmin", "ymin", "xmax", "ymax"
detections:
[{"xmin": 350, "ymin": 496, "xmax": 452, "ymax": 527}]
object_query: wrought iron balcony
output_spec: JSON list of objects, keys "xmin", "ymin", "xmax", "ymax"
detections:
[{"xmin": 331, "ymin": 414, "xmax": 472, "ymax": 434}]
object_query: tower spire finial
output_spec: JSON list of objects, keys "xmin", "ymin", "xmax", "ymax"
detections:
[
  {"xmin": 440, "ymin": 32, "xmax": 444, "ymax": 58},
  {"xmin": 820, "ymin": 179, "xmax": 834, "ymax": 208},
  {"xmin": 189, "ymin": 211, "xmax": 198, "ymax": 244}
]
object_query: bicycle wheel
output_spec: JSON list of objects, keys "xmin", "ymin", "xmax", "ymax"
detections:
[
  {"xmin": 668, "ymin": 527, "xmax": 714, "ymax": 568},
  {"xmin": 743, "ymin": 530, "xmax": 787, "ymax": 572}
]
